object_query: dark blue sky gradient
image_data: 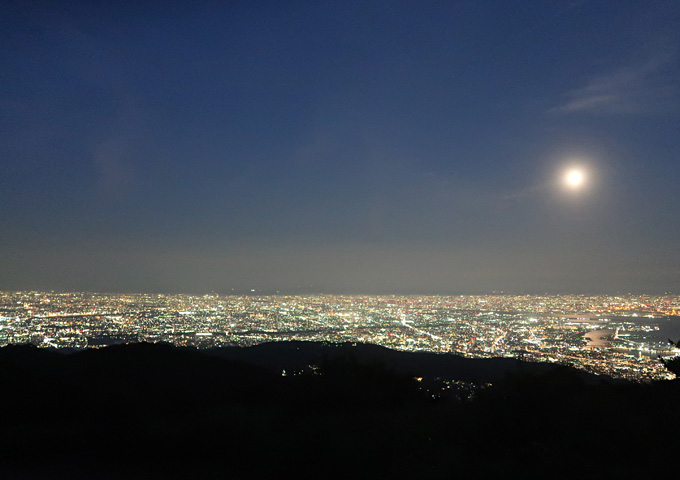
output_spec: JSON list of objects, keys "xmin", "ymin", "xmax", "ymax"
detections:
[{"xmin": 1, "ymin": 1, "xmax": 679, "ymax": 294}]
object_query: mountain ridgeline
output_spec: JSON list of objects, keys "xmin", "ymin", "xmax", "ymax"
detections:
[{"xmin": 1, "ymin": 341, "xmax": 679, "ymax": 479}]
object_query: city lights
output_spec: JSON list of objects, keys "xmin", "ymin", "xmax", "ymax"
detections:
[{"xmin": 1, "ymin": 291, "xmax": 678, "ymax": 381}]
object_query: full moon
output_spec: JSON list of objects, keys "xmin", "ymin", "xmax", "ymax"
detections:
[{"xmin": 566, "ymin": 170, "xmax": 583, "ymax": 187}]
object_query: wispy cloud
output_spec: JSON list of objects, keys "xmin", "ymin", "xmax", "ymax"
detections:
[{"xmin": 551, "ymin": 53, "xmax": 678, "ymax": 114}]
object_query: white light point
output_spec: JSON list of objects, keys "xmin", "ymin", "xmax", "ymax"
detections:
[{"xmin": 566, "ymin": 170, "xmax": 583, "ymax": 188}]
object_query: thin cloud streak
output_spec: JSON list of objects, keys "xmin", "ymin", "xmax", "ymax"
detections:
[{"xmin": 551, "ymin": 53, "xmax": 678, "ymax": 114}]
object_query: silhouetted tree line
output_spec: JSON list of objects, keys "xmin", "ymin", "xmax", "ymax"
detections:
[{"xmin": 660, "ymin": 339, "xmax": 680, "ymax": 377}]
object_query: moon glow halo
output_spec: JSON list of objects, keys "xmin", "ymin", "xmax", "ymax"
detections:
[{"xmin": 566, "ymin": 170, "xmax": 584, "ymax": 187}]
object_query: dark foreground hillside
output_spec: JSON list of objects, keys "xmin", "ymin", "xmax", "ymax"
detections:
[{"xmin": 0, "ymin": 341, "xmax": 678, "ymax": 479}]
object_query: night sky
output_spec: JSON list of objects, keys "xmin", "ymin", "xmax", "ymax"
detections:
[{"xmin": 1, "ymin": 1, "xmax": 679, "ymax": 295}]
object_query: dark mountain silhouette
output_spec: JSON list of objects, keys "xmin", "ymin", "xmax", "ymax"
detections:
[
  {"xmin": 207, "ymin": 340, "xmax": 616, "ymax": 384},
  {"xmin": 0, "ymin": 341, "xmax": 678, "ymax": 479}
]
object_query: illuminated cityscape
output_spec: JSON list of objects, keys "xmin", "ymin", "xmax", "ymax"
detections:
[
  {"xmin": 2, "ymin": 291, "xmax": 678, "ymax": 381},
  {"xmin": 2, "ymin": 2, "xmax": 680, "ymax": 477}
]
